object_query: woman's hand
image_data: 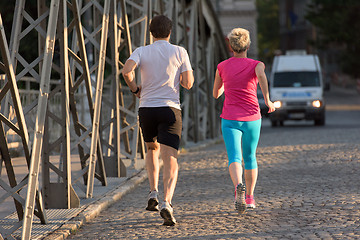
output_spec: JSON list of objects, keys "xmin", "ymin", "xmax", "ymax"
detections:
[{"xmin": 266, "ymin": 100, "xmax": 275, "ymax": 113}]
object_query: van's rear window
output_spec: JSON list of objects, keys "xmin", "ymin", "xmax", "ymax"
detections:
[{"xmin": 273, "ymin": 72, "xmax": 320, "ymax": 87}]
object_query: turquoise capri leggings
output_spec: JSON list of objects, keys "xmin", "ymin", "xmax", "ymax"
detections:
[{"xmin": 221, "ymin": 118, "xmax": 261, "ymax": 169}]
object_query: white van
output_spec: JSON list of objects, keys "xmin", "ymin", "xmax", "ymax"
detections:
[{"xmin": 269, "ymin": 51, "xmax": 325, "ymax": 126}]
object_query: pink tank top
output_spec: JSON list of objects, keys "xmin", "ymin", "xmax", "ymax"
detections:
[{"xmin": 217, "ymin": 57, "xmax": 262, "ymax": 121}]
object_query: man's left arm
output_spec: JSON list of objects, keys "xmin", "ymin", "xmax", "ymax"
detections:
[{"xmin": 122, "ymin": 59, "xmax": 140, "ymax": 97}]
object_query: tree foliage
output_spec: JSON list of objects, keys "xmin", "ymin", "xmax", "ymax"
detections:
[
  {"xmin": 256, "ymin": 0, "xmax": 280, "ymax": 64},
  {"xmin": 306, "ymin": 0, "xmax": 360, "ymax": 78}
]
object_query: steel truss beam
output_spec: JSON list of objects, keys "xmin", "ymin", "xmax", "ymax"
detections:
[
  {"xmin": 0, "ymin": 13, "xmax": 47, "ymax": 240},
  {"xmin": 102, "ymin": 0, "xmax": 149, "ymax": 176},
  {"xmin": 21, "ymin": 0, "xmax": 63, "ymax": 237},
  {"xmin": 41, "ymin": 0, "xmax": 80, "ymax": 209},
  {"xmin": 0, "ymin": 0, "xmax": 228, "ymax": 238},
  {"xmin": 67, "ymin": 0, "xmax": 113, "ymax": 186},
  {"xmin": 66, "ymin": 0, "xmax": 108, "ymax": 197},
  {"xmin": 5, "ymin": 0, "xmax": 82, "ymax": 218},
  {"xmin": 101, "ymin": 0, "xmax": 143, "ymax": 178},
  {"xmin": 2, "ymin": 0, "xmax": 106, "ymax": 237},
  {"xmin": 85, "ymin": 0, "xmax": 110, "ymax": 198},
  {"xmin": 92, "ymin": 0, "xmax": 150, "ymax": 179}
]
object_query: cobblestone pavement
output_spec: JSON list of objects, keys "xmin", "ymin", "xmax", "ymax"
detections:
[{"xmin": 68, "ymin": 122, "xmax": 360, "ymax": 239}]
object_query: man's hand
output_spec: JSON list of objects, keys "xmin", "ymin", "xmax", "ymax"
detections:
[{"xmin": 132, "ymin": 85, "xmax": 141, "ymax": 98}]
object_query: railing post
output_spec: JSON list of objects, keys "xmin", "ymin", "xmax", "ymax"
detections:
[{"xmin": 21, "ymin": 0, "xmax": 62, "ymax": 236}]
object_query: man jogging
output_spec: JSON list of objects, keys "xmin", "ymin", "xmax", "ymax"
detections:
[{"xmin": 122, "ymin": 15, "xmax": 194, "ymax": 226}]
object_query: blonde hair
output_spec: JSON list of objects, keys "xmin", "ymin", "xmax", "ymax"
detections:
[{"xmin": 227, "ymin": 28, "xmax": 251, "ymax": 53}]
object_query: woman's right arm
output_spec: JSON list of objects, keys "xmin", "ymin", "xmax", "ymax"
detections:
[{"xmin": 213, "ymin": 69, "xmax": 224, "ymax": 99}]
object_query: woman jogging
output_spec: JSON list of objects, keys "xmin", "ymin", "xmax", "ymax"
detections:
[{"xmin": 213, "ymin": 28, "xmax": 275, "ymax": 214}]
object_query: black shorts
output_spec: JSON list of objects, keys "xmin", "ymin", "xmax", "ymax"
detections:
[{"xmin": 138, "ymin": 107, "xmax": 182, "ymax": 150}]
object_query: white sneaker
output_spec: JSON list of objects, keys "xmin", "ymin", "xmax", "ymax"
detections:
[
  {"xmin": 160, "ymin": 201, "xmax": 176, "ymax": 226},
  {"xmin": 146, "ymin": 190, "xmax": 159, "ymax": 211}
]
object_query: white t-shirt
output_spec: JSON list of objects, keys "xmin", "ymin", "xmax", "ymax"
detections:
[{"xmin": 129, "ymin": 40, "xmax": 192, "ymax": 110}]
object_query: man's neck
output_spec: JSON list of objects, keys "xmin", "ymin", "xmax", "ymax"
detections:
[{"xmin": 153, "ymin": 36, "xmax": 170, "ymax": 42}]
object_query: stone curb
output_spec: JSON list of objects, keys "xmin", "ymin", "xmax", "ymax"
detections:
[
  {"xmin": 43, "ymin": 138, "xmax": 222, "ymax": 240},
  {"xmin": 44, "ymin": 169, "xmax": 150, "ymax": 240}
]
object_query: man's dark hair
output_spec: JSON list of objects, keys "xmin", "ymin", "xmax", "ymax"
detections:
[{"xmin": 149, "ymin": 15, "xmax": 172, "ymax": 38}]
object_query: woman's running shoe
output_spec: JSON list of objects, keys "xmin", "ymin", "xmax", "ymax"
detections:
[
  {"xmin": 245, "ymin": 195, "xmax": 256, "ymax": 209},
  {"xmin": 235, "ymin": 183, "xmax": 246, "ymax": 214}
]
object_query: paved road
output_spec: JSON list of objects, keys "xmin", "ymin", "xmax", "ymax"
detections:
[{"xmin": 68, "ymin": 86, "xmax": 360, "ymax": 239}]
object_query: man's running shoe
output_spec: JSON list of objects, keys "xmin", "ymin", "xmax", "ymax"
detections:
[
  {"xmin": 245, "ymin": 195, "xmax": 256, "ymax": 209},
  {"xmin": 160, "ymin": 201, "xmax": 176, "ymax": 226},
  {"xmin": 235, "ymin": 183, "xmax": 246, "ymax": 214},
  {"xmin": 146, "ymin": 190, "xmax": 159, "ymax": 211}
]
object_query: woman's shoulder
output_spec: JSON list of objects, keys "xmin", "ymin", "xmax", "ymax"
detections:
[
  {"xmin": 217, "ymin": 58, "xmax": 232, "ymax": 68},
  {"xmin": 217, "ymin": 60, "xmax": 226, "ymax": 72},
  {"xmin": 245, "ymin": 58, "xmax": 264, "ymax": 69},
  {"xmin": 246, "ymin": 58, "xmax": 262, "ymax": 64}
]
